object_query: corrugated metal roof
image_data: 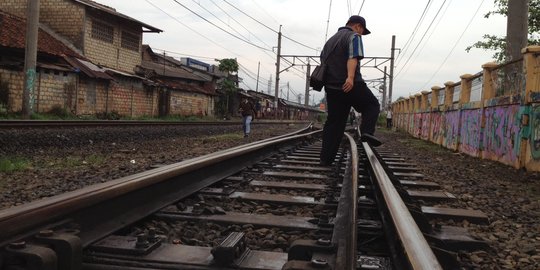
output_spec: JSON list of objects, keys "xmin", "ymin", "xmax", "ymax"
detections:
[{"xmin": 140, "ymin": 61, "xmax": 208, "ymax": 82}]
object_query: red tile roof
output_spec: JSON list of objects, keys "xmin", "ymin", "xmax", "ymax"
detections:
[{"xmin": 0, "ymin": 10, "xmax": 82, "ymax": 58}]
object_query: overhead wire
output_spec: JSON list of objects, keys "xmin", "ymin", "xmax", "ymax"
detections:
[
  {"xmin": 419, "ymin": 0, "xmax": 486, "ymax": 90},
  {"xmin": 398, "ymin": 0, "xmax": 452, "ymax": 79},
  {"xmin": 396, "ymin": 0, "xmax": 432, "ymax": 66},
  {"xmin": 357, "ymin": 0, "xmax": 366, "ymax": 15},
  {"xmin": 222, "ymin": 0, "xmax": 318, "ymax": 52},
  {"xmin": 171, "ymin": 0, "xmax": 272, "ymax": 52},
  {"xmin": 395, "ymin": 0, "xmax": 447, "ymax": 79},
  {"xmin": 145, "ymin": 0, "xmax": 240, "ymax": 56},
  {"xmin": 189, "ymin": 0, "xmax": 251, "ymax": 41},
  {"xmin": 324, "ymin": 0, "xmax": 333, "ymax": 43}
]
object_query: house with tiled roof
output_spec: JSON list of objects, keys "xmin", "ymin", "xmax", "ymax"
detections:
[
  {"xmin": 0, "ymin": 0, "xmax": 172, "ymax": 117},
  {"xmin": 136, "ymin": 45, "xmax": 222, "ymax": 117},
  {"xmin": 0, "ymin": 9, "xmax": 84, "ymax": 112}
]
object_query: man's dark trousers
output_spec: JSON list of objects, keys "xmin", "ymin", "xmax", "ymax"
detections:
[{"xmin": 320, "ymin": 80, "xmax": 380, "ymax": 164}]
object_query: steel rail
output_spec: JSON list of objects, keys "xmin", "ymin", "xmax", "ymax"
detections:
[
  {"xmin": 362, "ymin": 140, "xmax": 443, "ymax": 270},
  {"xmin": 0, "ymin": 120, "xmax": 309, "ymax": 128},
  {"xmin": 331, "ymin": 133, "xmax": 358, "ymax": 270},
  {"xmin": 0, "ymin": 124, "xmax": 319, "ymax": 247}
]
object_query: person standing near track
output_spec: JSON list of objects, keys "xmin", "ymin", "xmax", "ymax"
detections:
[
  {"xmin": 238, "ymin": 96, "xmax": 256, "ymax": 138},
  {"xmin": 319, "ymin": 15, "xmax": 381, "ymax": 166}
]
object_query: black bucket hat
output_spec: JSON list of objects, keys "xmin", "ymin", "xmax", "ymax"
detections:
[{"xmin": 347, "ymin": 15, "xmax": 371, "ymax": 35}]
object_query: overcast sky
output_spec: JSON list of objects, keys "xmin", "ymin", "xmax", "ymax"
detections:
[{"xmin": 94, "ymin": 0, "xmax": 507, "ymax": 106}]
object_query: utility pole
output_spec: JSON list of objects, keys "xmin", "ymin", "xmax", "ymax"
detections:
[
  {"xmin": 268, "ymin": 74, "xmax": 272, "ymax": 95},
  {"xmin": 274, "ymin": 25, "xmax": 282, "ymax": 118},
  {"xmin": 382, "ymin": 66, "xmax": 387, "ymax": 110},
  {"xmin": 304, "ymin": 62, "xmax": 311, "ymax": 106},
  {"xmin": 22, "ymin": 0, "xmax": 40, "ymax": 118},
  {"xmin": 286, "ymin": 82, "xmax": 290, "ymax": 101},
  {"xmin": 255, "ymin": 61, "xmax": 260, "ymax": 92},
  {"xmin": 506, "ymin": 0, "xmax": 529, "ymax": 61},
  {"xmin": 388, "ymin": 35, "xmax": 396, "ymax": 105}
]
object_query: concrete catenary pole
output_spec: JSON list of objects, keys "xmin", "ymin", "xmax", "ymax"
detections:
[
  {"xmin": 506, "ymin": 0, "xmax": 529, "ymax": 61},
  {"xmin": 274, "ymin": 26, "xmax": 282, "ymax": 118},
  {"xmin": 255, "ymin": 61, "xmax": 260, "ymax": 92},
  {"xmin": 22, "ymin": 0, "xmax": 40, "ymax": 118},
  {"xmin": 305, "ymin": 62, "xmax": 311, "ymax": 106},
  {"xmin": 388, "ymin": 35, "xmax": 396, "ymax": 105}
]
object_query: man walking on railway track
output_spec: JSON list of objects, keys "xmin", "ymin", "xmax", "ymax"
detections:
[
  {"xmin": 320, "ymin": 15, "xmax": 381, "ymax": 166},
  {"xmin": 239, "ymin": 96, "xmax": 256, "ymax": 138}
]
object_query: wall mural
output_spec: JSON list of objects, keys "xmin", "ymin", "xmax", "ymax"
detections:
[
  {"xmin": 413, "ymin": 113, "xmax": 422, "ymax": 138},
  {"xmin": 429, "ymin": 112, "xmax": 444, "ymax": 144},
  {"xmin": 421, "ymin": 113, "xmax": 431, "ymax": 140},
  {"xmin": 483, "ymin": 105, "xmax": 522, "ymax": 166},
  {"xmin": 531, "ymin": 105, "xmax": 540, "ymax": 159},
  {"xmin": 443, "ymin": 110, "xmax": 460, "ymax": 149},
  {"xmin": 459, "ymin": 109, "xmax": 483, "ymax": 157}
]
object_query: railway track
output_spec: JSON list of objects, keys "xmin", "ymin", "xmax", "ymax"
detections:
[
  {"xmin": 0, "ymin": 124, "xmax": 489, "ymax": 269},
  {"xmin": 0, "ymin": 120, "xmax": 308, "ymax": 128}
]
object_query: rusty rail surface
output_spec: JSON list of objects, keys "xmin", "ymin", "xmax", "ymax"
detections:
[
  {"xmin": 361, "ymin": 137, "xmax": 443, "ymax": 270},
  {"xmin": 0, "ymin": 124, "xmax": 317, "ymax": 247}
]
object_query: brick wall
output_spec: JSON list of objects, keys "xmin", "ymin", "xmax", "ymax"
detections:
[
  {"xmin": 83, "ymin": 15, "xmax": 142, "ymax": 74},
  {"xmin": 0, "ymin": 68, "xmax": 23, "ymax": 112},
  {"xmin": 109, "ymin": 78, "xmax": 156, "ymax": 117},
  {"xmin": 0, "ymin": 67, "xmax": 79, "ymax": 113},
  {"xmin": 77, "ymin": 78, "xmax": 108, "ymax": 115},
  {"xmin": 0, "ymin": 0, "xmax": 85, "ymax": 48},
  {"xmin": 170, "ymin": 91, "xmax": 214, "ymax": 116}
]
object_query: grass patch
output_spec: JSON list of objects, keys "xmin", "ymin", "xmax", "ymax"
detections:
[
  {"xmin": 202, "ymin": 133, "xmax": 243, "ymax": 143},
  {"xmin": 48, "ymin": 154, "xmax": 106, "ymax": 169},
  {"xmin": 0, "ymin": 157, "xmax": 30, "ymax": 173}
]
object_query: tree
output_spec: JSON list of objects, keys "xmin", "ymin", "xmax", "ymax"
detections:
[
  {"xmin": 216, "ymin": 58, "xmax": 239, "ymax": 117},
  {"xmin": 466, "ymin": 0, "xmax": 540, "ymax": 62}
]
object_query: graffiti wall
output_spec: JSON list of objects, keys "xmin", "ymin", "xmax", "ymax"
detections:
[
  {"xmin": 429, "ymin": 112, "xmax": 444, "ymax": 144},
  {"xmin": 443, "ymin": 110, "xmax": 461, "ymax": 150},
  {"xmin": 482, "ymin": 105, "xmax": 522, "ymax": 167},
  {"xmin": 459, "ymin": 109, "xmax": 483, "ymax": 157},
  {"xmin": 530, "ymin": 105, "xmax": 540, "ymax": 159},
  {"xmin": 421, "ymin": 113, "xmax": 430, "ymax": 140},
  {"xmin": 413, "ymin": 113, "xmax": 422, "ymax": 137}
]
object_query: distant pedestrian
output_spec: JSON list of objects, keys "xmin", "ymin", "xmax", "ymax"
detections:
[
  {"xmin": 386, "ymin": 110, "xmax": 393, "ymax": 128},
  {"xmin": 238, "ymin": 97, "xmax": 256, "ymax": 138},
  {"xmin": 319, "ymin": 15, "xmax": 381, "ymax": 166}
]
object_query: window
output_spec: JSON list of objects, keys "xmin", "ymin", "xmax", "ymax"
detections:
[
  {"xmin": 121, "ymin": 31, "xmax": 140, "ymax": 51},
  {"xmin": 91, "ymin": 20, "xmax": 114, "ymax": 43}
]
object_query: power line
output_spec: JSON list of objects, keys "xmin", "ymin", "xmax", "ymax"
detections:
[
  {"xmin": 420, "ymin": 0, "xmax": 486, "ymax": 89},
  {"xmin": 399, "ymin": 0, "xmax": 452, "ymax": 79},
  {"xmin": 396, "ymin": 0, "xmax": 432, "ymax": 66},
  {"xmin": 172, "ymin": 0, "xmax": 272, "ymax": 52},
  {"xmin": 395, "ymin": 0, "xmax": 447, "ymax": 79},
  {"xmin": 190, "ymin": 0, "xmax": 251, "ymax": 41},
  {"xmin": 324, "ymin": 0, "xmax": 333, "ymax": 43},
  {"xmin": 208, "ymin": 0, "xmax": 274, "ymax": 49},
  {"xmin": 357, "ymin": 0, "xmax": 366, "ymax": 15},
  {"xmin": 222, "ymin": 0, "xmax": 318, "ymax": 52},
  {"xmin": 145, "ymin": 0, "xmax": 239, "ymax": 56}
]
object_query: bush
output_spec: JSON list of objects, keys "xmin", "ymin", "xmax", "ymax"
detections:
[
  {"xmin": 96, "ymin": 111, "xmax": 121, "ymax": 120},
  {"xmin": 48, "ymin": 105, "xmax": 71, "ymax": 118},
  {"xmin": 0, "ymin": 79, "xmax": 9, "ymax": 112}
]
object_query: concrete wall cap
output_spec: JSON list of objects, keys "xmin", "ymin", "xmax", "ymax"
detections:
[
  {"xmin": 431, "ymin": 86, "xmax": 442, "ymax": 90},
  {"xmin": 421, "ymin": 90, "xmax": 430, "ymax": 95},
  {"xmin": 460, "ymin": 74, "xmax": 474, "ymax": 79},
  {"xmin": 444, "ymin": 81, "xmax": 455, "ymax": 86},
  {"xmin": 414, "ymin": 93, "xmax": 422, "ymax": 97},
  {"xmin": 521, "ymin": 45, "xmax": 540, "ymax": 54},
  {"xmin": 482, "ymin": 62, "xmax": 499, "ymax": 69}
]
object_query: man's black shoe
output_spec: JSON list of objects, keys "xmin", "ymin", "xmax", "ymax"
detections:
[
  {"xmin": 319, "ymin": 160, "xmax": 332, "ymax": 166},
  {"xmin": 361, "ymin": 133, "xmax": 383, "ymax": 147}
]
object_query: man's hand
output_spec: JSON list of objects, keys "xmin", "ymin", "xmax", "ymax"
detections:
[{"xmin": 343, "ymin": 77, "xmax": 354, "ymax": 93}]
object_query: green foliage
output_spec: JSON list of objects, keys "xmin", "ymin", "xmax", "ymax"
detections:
[
  {"xmin": 48, "ymin": 105, "xmax": 71, "ymax": 118},
  {"xmin": 0, "ymin": 157, "xmax": 30, "ymax": 173},
  {"xmin": 467, "ymin": 0, "xmax": 540, "ymax": 61},
  {"xmin": 217, "ymin": 58, "xmax": 239, "ymax": 74},
  {"xmin": 96, "ymin": 111, "xmax": 121, "ymax": 120}
]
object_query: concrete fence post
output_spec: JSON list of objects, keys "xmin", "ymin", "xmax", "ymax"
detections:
[
  {"xmin": 444, "ymin": 81, "xmax": 455, "ymax": 108},
  {"xmin": 421, "ymin": 91, "xmax": 430, "ymax": 111},
  {"xmin": 431, "ymin": 86, "xmax": 442, "ymax": 110},
  {"xmin": 460, "ymin": 74, "xmax": 474, "ymax": 104},
  {"xmin": 481, "ymin": 62, "xmax": 499, "ymax": 103},
  {"xmin": 522, "ymin": 46, "xmax": 540, "ymax": 104}
]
